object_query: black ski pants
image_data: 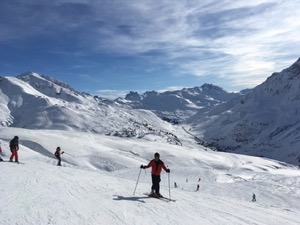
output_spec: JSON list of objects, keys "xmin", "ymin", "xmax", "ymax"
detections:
[
  {"xmin": 151, "ymin": 174, "xmax": 161, "ymax": 194},
  {"xmin": 56, "ymin": 156, "xmax": 61, "ymax": 166}
]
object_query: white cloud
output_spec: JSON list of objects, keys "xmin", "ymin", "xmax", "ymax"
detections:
[
  {"xmin": 157, "ymin": 86, "xmax": 186, "ymax": 93},
  {"xmin": 1, "ymin": 0, "xmax": 300, "ymax": 91}
]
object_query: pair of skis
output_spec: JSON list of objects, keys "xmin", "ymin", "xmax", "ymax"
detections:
[
  {"xmin": 134, "ymin": 168, "xmax": 175, "ymax": 202},
  {"xmin": 0, "ymin": 160, "xmax": 24, "ymax": 164},
  {"xmin": 143, "ymin": 193, "xmax": 176, "ymax": 202}
]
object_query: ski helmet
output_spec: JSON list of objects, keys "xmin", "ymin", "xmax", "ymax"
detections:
[{"xmin": 154, "ymin": 152, "xmax": 160, "ymax": 158}]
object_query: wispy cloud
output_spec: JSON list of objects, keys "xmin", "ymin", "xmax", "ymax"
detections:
[
  {"xmin": 1, "ymin": 0, "xmax": 299, "ymax": 91},
  {"xmin": 157, "ymin": 86, "xmax": 186, "ymax": 93}
]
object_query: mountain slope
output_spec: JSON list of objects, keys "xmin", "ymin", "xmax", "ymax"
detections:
[
  {"xmin": 0, "ymin": 72, "xmax": 184, "ymax": 145},
  {"xmin": 187, "ymin": 58, "xmax": 300, "ymax": 165}
]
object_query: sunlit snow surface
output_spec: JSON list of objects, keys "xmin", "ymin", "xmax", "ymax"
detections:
[{"xmin": 1, "ymin": 127, "xmax": 299, "ymax": 225}]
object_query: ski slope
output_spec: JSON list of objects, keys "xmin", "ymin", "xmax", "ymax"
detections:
[{"xmin": 0, "ymin": 127, "xmax": 300, "ymax": 225}]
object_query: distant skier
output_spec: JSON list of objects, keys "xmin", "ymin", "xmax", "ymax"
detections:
[
  {"xmin": 196, "ymin": 184, "xmax": 200, "ymax": 191},
  {"xmin": 198, "ymin": 178, "xmax": 201, "ymax": 182},
  {"xmin": 54, "ymin": 147, "xmax": 64, "ymax": 166},
  {"xmin": 252, "ymin": 193, "xmax": 256, "ymax": 202},
  {"xmin": 174, "ymin": 182, "xmax": 177, "ymax": 188},
  {"xmin": 9, "ymin": 136, "xmax": 19, "ymax": 163},
  {"xmin": 140, "ymin": 152, "xmax": 170, "ymax": 197},
  {"xmin": 0, "ymin": 142, "xmax": 3, "ymax": 161}
]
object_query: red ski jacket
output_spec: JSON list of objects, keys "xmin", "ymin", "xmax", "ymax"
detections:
[{"xmin": 145, "ymin": 159, "xmax": 168, "ymax": 176}]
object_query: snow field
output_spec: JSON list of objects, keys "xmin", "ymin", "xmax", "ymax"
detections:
[{"xmin": 0, "ymin": 127, "xmax": 300, "ymax": 225}]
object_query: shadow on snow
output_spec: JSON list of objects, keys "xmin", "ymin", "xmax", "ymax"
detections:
[{"xmin": 112, "ymin": 195, "xmax": 149, "ymax": 203}]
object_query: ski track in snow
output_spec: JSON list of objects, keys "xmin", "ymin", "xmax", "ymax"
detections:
[{"xmin": 0, "ymin": 127, "xmax": 300, "ymax": 225}]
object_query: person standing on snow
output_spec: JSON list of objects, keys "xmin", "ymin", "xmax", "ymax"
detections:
[
  {"xmin": 54, "ymin": 147, "xmax": 64, "ymax": 166},
  {"xmin": 9, "ymin": 136, "xmax": 19, "ymax": 163},
  {"xmin": 140, "ymin": 152, "xmax": 170, "ymax": 197},
  {"xmin": 252, "ymin": 193, "xmax": 256, "ymax": 202}
]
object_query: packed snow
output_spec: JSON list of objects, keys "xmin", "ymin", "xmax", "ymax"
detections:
[{"xmin": 1, "ymin": 127, "xmax": 299, "ymax": 225}]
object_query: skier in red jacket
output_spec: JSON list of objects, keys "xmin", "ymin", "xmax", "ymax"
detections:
[
  {"xmin": 140, "ymin": 152, "xmax": 170, "ymax": 197},
  {"xmin": 9, "ymin": 136, "xmax": 19, "ymax": 163}
]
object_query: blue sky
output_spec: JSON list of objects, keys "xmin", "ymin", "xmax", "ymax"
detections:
[{"xmin": 0, "ymin": 0, "xmax": 299, "ymax": 99}]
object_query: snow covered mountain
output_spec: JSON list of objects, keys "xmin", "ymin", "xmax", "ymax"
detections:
[
  {"xmin": 0, "ymin": 72, "xmax": 183, "ymax": 145},
  {"xmin": 117, "ymin": 84, "xmax": 237, "ymax": 123},
  {"xmin": 187, "ymin": 58, "xmax": 300, "ymax": 165},
  {"xmin": 1, "ymin": 57, "xmax": 300, "ymax": 166}
]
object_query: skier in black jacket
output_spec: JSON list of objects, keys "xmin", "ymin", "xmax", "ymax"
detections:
[
  {"xmin": 54, "ymin": 147, "xmax": 64, "ymax": 166},
  {"xmin": 9, "ymin": 136, "xmax": 19, "ymax": 163}
]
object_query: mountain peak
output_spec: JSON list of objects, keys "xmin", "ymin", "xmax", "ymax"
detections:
[
  {"xmin": 121, "ymin": 84, "xmax": 238, "ymax": 123},
  {"xmin": 125, "ymin": 91, "xmax": 141, "ymax": 101},
  {"xmin": 19, "ymin": 71, "xmax": 42, "ymax": 79},
  {"xmin": 256, "ymin": 58, "xmax": 300, "ymax": 96},
  {"xmin": 17, "ymin": 72, "xmax": 85, "ymax": 103},
  {"xmin": 18, "ymin": 72, "xmax": 76, "ymax": 92},
  {"xmin": 200, "ymin": 83, "xmax": 225, "ymax": 92}
]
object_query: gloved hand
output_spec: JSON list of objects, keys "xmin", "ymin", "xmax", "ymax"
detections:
[
  {"xmin": 62, "ymin": 151, "xmax": 64, "ymax": 154},
  {"xmin": 140, "ymin": 165, "xmax": 145, "ymax": 169},
  {"xmin": 166, "ymin": 169, "xmax": 170, "ymax": 173}
]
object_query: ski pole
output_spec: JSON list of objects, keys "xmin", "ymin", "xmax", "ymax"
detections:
[
  {"xmin": 64, "ymin": 152, "xmax": 75, "ymax": 157},
  {"xmin": 133, "ymin": 168, "xmax": 142, "ymax": 195},
  {"xmin": 168, "ymin": 172, "xmax": 171, "ymax": 200}
]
